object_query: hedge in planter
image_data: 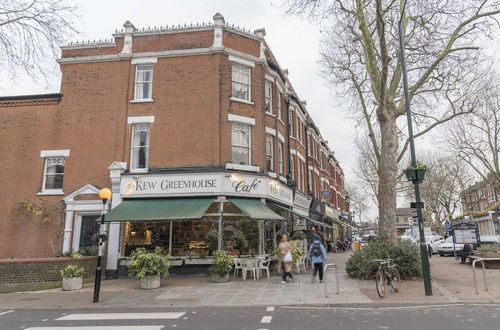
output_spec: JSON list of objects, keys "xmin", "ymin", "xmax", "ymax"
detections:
[
  {"xmin": 346, "ymin": 239, "xmax": 422, "ymax": 280},
  {"xmin": 128, "ymin": 247, "xmax": 170, "ymax": 280}
]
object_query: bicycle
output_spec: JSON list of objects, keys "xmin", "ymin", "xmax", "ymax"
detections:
[{"xmin": 372, "ymin": 258, "xmax": 401, "ymax": 298}]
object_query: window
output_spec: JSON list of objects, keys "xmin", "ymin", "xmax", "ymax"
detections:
[
  {"xmin": 265, "ymin": 80, "xmax": 273, "ymax": 114},
  {"xmin": 232, "ymin": 123, "xmax": 251, "ymax": 165},
  {"xmin": 43, "ymin": 158, "xmax": 65, "ymax": 191},
  {"xmin": 277, "ymin": 93, "xmax": 282, "ymax": 120},
  {"xmin": 278, "ymin": 142, "xmax": 284, "ymax": 175},
  {"xmin": 131, "ymin": 124, "xmax": 150, "ymax": 171},
  {"xmin": 308, "ymin": 169, "xmax": 313, "ymax": 192},
  {"xmin": 290, "ymin": 155, "xmax": 295, "ymax": 180},
  {"xmin": 134, "ymin": 64, "xmax": 153, "ymax": 100},
  {"xmin": 307, "ymin": 134, "xmax": 312, "ymax": 156},
  {"xmin": 232, "ymin": 64, "xmax": 251, "ymax": 101},
  {"xmin": 265, "ymin": 134, "xmax": 274, "ymax": 172},
  {"xmin": 288, "ymin": 112, "xmax": 294, "ymax": 137}
]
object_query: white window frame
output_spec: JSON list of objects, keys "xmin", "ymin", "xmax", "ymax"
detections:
[
  {"xmin": 308, "ymin": 169, "xmax": 313, "ymax": 192},
  {"xmin": 231, "ymin": 122, "xmax": 252, "ymax": 165},
  {"xmin": 277, "ymin": 92, "xmax": 282, "ymax": 120},
  {"xmin": 278, "ymin": 141, "xmax": 284, "ymax": 175},
  {"xmin": 290, "ymin": 154, "xmax": 295, "ymax": 180},
  {"xmin": 39, "ymin": 157, "xmax": 66, "ymax": 195},
  {"xmin": 231, "ymin": 64, "xmax": 251, "ymax": 102},
  {"xmin": 265, "ymin": 80, "xmax": 273, "ymax": 114},
  {"xmin": 130, "ymin": 123, "xmax": 150, "ymax": 173},
  {"xmin": 288, "ymin": 112, "xmax": 294, "ymax": 137},
  {"xmin": 265, "ymin": 134, "xmax": 274, "ymax": 172},
  {"xmin": 134, "ymin": 64, "xmax": 154, "ymax": 101}
]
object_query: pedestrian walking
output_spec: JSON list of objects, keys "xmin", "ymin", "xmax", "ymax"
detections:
[
  {"xmin": 309, "ymin": 234, "xmax": 327, "ymax": 283},
  {"xmin": 278, "ymin": 234, "xmax": 293, "ymax": 283}
]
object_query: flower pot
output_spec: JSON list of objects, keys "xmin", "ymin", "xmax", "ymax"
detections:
[
  {"xmin": 140, "ymin": 275, "xmax": 160, "ymax": 289},
  {"xmin": 405, "ymin": 168, "xmax": 426, "ymax": 182},
  {"xmin": 211, "ymin": 273, "xmax": 230, "ymax": 283},
  {"xmin": 62, "ymin": 277, "xmax": 82, "ymax": 291}
]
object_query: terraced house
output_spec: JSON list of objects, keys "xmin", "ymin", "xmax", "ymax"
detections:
[{"xmin": 0, "ymin": 13, "xmax": 350, "ymax": 277}]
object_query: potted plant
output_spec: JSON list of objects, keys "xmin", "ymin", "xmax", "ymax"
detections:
[
  {"xmin": 291, "ymin": 231, "xmax": 306, "ymax": 241},
  {"xmin": 205, "ymin": 229, "xmax": 219, "ymax": 254},
  {"xmin": 209, "ymin": 250, "xmax": 234, "ymax": 283},
  {"xmin": 405, "ymin": 161, "xmax": 427, "ymax": 183},
  {"xmin": 128, "ymin": 247, "xmax": 170, "ymax": 289},
  {"xmin": 60, "ymin": 264, "xmax": 84, "ymax": 291},
  {"xmin": 230, "ymin": 230, "xmax": 246, "ymax": 245}
]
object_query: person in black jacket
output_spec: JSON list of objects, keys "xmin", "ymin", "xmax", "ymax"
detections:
[{"xmin": 461, "ymin": 241, "xmax": 472, "ymax": 264}]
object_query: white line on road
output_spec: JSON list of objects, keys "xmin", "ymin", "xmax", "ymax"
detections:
[
  {"xmin": 56, "ymin": 312, "xmax": 185, "ymax": 321},
  {"xmin": 260, "ymin": 316, "xmax": 272, "ymax": 323},
  {"xmin": 266, "ymin": 306, "xmax": 275, "ymax": 312},
  {"xmin": 0, "ymin": 310, "xmax": 14, "ymax": 316},
  {"xmin": 25, "ymin": 327, "xmax": 165, "ymax": 330}
]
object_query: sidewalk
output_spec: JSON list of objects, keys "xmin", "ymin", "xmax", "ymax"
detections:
[{"xmin": 2, "ymin": 252, "xmax": 499, "ymax": 310}]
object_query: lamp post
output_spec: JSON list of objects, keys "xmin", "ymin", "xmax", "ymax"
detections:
[
  {"xmin": 398, "ymin": 0, "xmax": 432, "ymax": 295},
  {"xmin": 93, "ymin": 187, "xmax": 112, "ymax": 303}
]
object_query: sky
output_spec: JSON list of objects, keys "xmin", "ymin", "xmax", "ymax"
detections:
[{"xmin": 0, "ymin": 0, "xmax": 360, "ymax": 218}]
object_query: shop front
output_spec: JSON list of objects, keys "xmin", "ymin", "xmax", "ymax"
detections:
[{"xmin": 102, "ymin": 170, "xmax": 294, "ymax": 275}]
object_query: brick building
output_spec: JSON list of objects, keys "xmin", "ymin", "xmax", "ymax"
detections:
[
  {"xmin": 0, "ymin": 13, "xmax": 349, "ymax": 276},
  {"xmin": 460, "ymin": 175, "xmax": 499, "ymax": 235}
]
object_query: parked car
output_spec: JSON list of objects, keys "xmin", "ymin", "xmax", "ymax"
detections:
[
  {"xmin": 438, "ymin": 236, "xmax": 464, "ymax": 256},
  {"xmin": 479, "ymin": 235, "xmax": 500, "ymax": 244},
  {"xmin": 426, "ymin": 235, "xmax": 445, "ymax": 255}
]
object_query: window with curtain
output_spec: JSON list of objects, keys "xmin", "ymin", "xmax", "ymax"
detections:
[
  {"xmin": 232, "ymin": 64, "xmax": 250, "ymax": 101},
  {"xmin": 277, "ymin": 92, "xmax": 281, "ymax": 120},
  {"xmin": 278, "ymin": 141, "xmax": 284, "ymax": 175},
  {"xmin": 231, "ymin": 123, "xmax": 251, "ymax": 165},
  {"xmin": 43, "ymin": 158, "xmax": 65, "ymax": 190},
  {"xmin": 265, "ymin": 134, "xmax": 274, "ymax": 172},
  {"xmin": 134, "ymin": 64, "xmax": 153, "ymax": 100},
  {"xmin": 131, "ymin": 124, "xmax": 150, "ymax": 170}
]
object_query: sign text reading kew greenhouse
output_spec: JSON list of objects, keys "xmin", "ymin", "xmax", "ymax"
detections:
[{"xmin": 134, "ymin": 178, "xmax": 217, "ymax": 191}]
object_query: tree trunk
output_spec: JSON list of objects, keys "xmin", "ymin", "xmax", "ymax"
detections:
[{"xmin": 377, "ymin": 115, "xmax": 398, "ymax": 241}]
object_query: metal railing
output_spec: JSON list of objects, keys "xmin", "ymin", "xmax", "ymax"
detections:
[
  {"xmin": 472, "ymin": 257, "xmax": 500, "ymax": 295},
  {"xmin": 323, "ymin": 263, "xmax": 339, "ymax": 297}
]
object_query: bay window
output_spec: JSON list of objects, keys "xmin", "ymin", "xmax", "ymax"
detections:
[
  {"xmin": 265, "ymin": 134, "xmax": 274, "ymax": 172},
  {"xmin": 232, "ymin": 123, "xmax": 251, "ymax": 165},
  {"xmin": 232, "ymin": 64, "xmax": 251, "ymax": 101}
]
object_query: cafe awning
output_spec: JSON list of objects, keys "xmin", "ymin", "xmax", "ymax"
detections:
[
  {"xmin": 268, "ymin": 202, "xmax": 332, "ymax": 228},
  {"xmin": 229, "ymin": 198, "xmax": 285, "ymax": 220},
  {"xmin": 102, "ymin": 198, "xmax": 215, "ymax": 222}
]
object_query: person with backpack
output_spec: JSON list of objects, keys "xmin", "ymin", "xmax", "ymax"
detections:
[{"xmin": 309, "ymin": 234, "xmax": 327, "ymax": 283}]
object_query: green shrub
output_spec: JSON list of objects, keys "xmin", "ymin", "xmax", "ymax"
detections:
[
  {"xmin": 290, "ymin": 240, "xmax": 304, "ymax": 264},
  {"xmin": 346, "ymin": 239, "xmax": 422, "ymax": 280},
  {"xmin": 477, "ymin": 244, "xmax": 500, "ymax": 253},
  {"xmin": 60, "ymin": 264, "xmax": 84, "ymax": 278},
  {"xmin": 291, "ymin": 231, "xmax": 306, "ymax": 241},
  {"xmin": 209, "ymin": 250, "xmax": 234, "ymax": 276},
  {"xmin": 128, "ymin": 247, "xmax": 170, "ymax": 279}
]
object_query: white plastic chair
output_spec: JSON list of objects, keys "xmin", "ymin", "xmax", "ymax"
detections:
[
  {"xmin": 258, "ymin": 257, "xmax": 271, "ymax": 279},
  {"xmin": 242, "ymin": 259, "xmax": 258, "ymax": 280},
  {"xmin": 233, "ymin": 258, "xmax": 243, "ymax": 278},
  {"xmin": 295, "ymin": 255, "xmax": 307, "ymax": 274}
]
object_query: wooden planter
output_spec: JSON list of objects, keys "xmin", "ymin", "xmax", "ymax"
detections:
[{"xmin": 476, "ymin": 252, "xmax": 500, "ymax": 269}]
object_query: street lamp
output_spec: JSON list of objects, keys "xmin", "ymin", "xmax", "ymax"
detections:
[
  {"xmin": 93, "ymin": 187, "xmax": 112, "ymax": 303},
  {"xmin": 398, "ymin": 0, "xmax": 432, "ymax": 295}
]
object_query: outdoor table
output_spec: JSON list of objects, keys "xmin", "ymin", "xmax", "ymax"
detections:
[{"xmin": 240, "ymin": 257, "xmax": 261, "ymax": 280}]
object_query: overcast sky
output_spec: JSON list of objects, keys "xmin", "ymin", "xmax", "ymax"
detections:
[{"xmin": 1, "ymin": 0, "xmax": 363, "ymax": 217}]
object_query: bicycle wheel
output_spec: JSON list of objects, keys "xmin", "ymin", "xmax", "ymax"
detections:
[
  {"xmin": 375, "ymin": 270, "xmax": 387, "ymax": 298},
  {"xmin": 390, "ymin": 268, "xmax": 401, "ymax": 293}
]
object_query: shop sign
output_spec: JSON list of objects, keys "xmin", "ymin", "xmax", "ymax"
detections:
[
  {"xmin": 293, "ymin": 191, "xmax": 312, "ymax": 210},
  {"xmin": 120, "ymin": 172, "xmax": 293, "ymax": 205},
  {"xmin": 324, "ymin": 205, "xmax": 339, "ymax": 219}
]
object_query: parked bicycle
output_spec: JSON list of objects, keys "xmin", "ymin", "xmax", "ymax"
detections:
[{"xmin": 372, "ymin": 258, "xmax": 401, "ymax": 298}]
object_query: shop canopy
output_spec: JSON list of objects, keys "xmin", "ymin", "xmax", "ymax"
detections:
[
  {"xmin": 229, "ymin": 198, "xmax": 285, "ymax": 220},
  {"xmin": 102, "ymin": 198, "xmax": 215, "ymax": 222},
  {"xmin": 269, "ymin": 202, "xmax": 332, "ymax": 228}
]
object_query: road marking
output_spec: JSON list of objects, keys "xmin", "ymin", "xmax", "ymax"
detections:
[
  {"xmin": 282, "ymin": 303, "xmax": 466, "ymax": 311},
  {"xmin": 57, "ymin": 312, "xmax": 185, "ymax": 320},
  {"xmin": 377, "ymin": 304, "xmax": 464, "ymax": 310},
  {"xmin": 25, "ymin": 327, "xmax": 164, "ymax": 330},
  {"xmin": 0, "ymin": 310, "xmax": 14, "ymax": 316},
  {"xmin": 260, "ymin": 316, "xmax": 272, "ymax": 323},
  {"xmin": 266, "ymin": 306, "xmax": 275, "ymax": 312}
]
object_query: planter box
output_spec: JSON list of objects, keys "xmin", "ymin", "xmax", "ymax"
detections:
[
  {"xmin": 211, "ymin": 273, "xmax": 230, "ymax": 283},
  {"xmin": 405, "ymin": 168, "xmax": 426, "ymax": 182},
  {"xmin": 184, "ymin": 258, "xmax": 213, "ymax": 265},
  {"xmin": 476, "ymin": 252, "xmax": 500, "ymax": 269},
  {"xmin": 140, "ymin": 275, "xmax": 160, "ymax": 289},
  {"xmin": 62, "ymin": 277, "xmax": 82, "ymax": 291}
]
